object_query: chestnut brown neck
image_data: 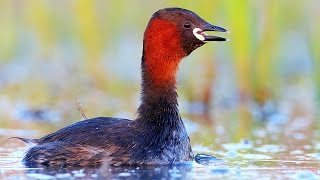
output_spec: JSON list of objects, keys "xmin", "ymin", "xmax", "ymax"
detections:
[{"xmin": 136, "ymin": 18, "xmax": 187, "ymax": 124}]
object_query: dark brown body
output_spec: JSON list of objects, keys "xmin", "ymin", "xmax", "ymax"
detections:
[
  {"xmin": 24, "ymin": 117, "xmax": 193, "ymax": 167},
  {"xmin": 22, "ymin": 8, "xmax": 227, "ymax": 168}
]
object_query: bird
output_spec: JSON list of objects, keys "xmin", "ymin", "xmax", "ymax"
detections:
[{"xmin": 21, "ymin": 7, "xmax": 227, "ymax": 168}]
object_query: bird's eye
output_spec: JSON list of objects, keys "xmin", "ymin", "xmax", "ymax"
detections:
[{"xmin": 183, "ymin": 21, "xmax": 192, "ymax": 29}]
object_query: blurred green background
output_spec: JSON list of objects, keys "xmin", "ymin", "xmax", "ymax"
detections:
[{"xmin": 0, "ymin": 0, "xmax": 319, "ymax": 140}]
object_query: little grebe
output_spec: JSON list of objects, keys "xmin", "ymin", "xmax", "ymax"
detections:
[{"xmin": 22, "ymin": 7, "xmax": 227, "ymax": 168}]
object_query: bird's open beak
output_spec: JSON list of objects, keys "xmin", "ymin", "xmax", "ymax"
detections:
[{"xmin": 193, "ymin": 22, "xmax": 228, "ymax": 42}]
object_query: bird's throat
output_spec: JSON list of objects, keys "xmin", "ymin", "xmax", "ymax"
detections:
[{"xmin": 137, "ymin": 53, "xmax": 182, "ymax": 124}]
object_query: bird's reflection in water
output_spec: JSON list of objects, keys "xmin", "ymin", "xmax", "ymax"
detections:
[{"xmin": 24, "ymin": 162, "xmax": 195, "ymax": 179}]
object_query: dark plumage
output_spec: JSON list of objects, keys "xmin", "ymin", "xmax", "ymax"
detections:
[{"xmin": 22, "ymin": 7, "xmax": 227, "ymax": 168}]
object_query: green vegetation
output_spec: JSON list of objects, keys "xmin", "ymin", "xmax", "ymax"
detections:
[{"xmin": 0, "ymin": 1, "xmax": 319, "ymax": 138}]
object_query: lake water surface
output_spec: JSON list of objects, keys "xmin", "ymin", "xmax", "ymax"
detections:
[{"xmin": 1, "ymin": 115, "xmax": 320, "ymax": 179}]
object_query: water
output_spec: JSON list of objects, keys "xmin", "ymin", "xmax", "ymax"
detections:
[
  {"xmin": 1, "ymin": 146, "xmax": 319, "ymax": 179},
  {"xmin": 1, "ymin": 119, "xmax": 320, "ymax": 179},
  {"xmin": 1, "ymin": 81, "xmax": 320, "ymax": 179}
]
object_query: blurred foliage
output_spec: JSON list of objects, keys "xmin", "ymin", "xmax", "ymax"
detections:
[{"xmin": 0, "ymin": 0, "xmax": 319, "ymax": 139}]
